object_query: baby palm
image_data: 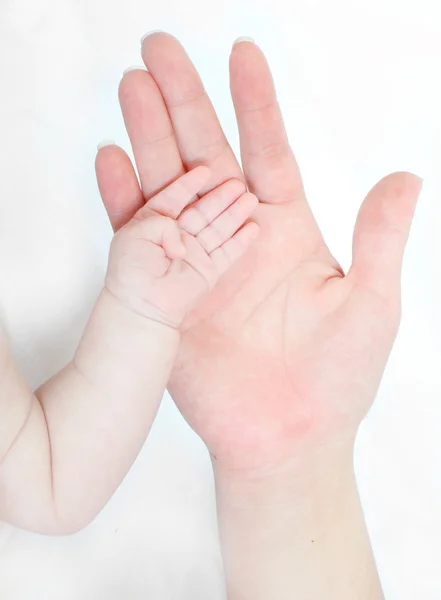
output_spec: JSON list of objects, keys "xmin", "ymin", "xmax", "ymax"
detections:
[{"xmin": 105, "ymin": 166, "xmax": 259, "ymax": 328}]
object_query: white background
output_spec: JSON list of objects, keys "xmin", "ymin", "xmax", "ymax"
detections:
[{"xmin": 1, "ymin": 0, "xmax": 441, "ymax": 598}]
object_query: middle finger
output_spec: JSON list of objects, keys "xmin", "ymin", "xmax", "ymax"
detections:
[{"xmin": 141, "ymin": 32, "xmax": 245, "ymax": 195}]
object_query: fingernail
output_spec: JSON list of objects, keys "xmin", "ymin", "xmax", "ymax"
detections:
[
  {"xmin": 141, "ymin": 30, "xmax": 166, "ymax": 44},
  {"xmin": 97, "ymin": 140, "xmax": 115, "ymax": 151},
  {"xmin": 123, "ymin": 65, "xmax": 146, "ymax": 75},
  {"xmin": 233, "ymin": 36, "xmax": 255, "ymax": 46}
]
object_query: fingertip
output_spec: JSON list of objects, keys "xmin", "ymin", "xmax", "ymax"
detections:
[
  {"xmin": 97, "ymin": 140, "xmax": 116, "ymax": 152},
  {"xmin": 193, "ymin": 164, "xmax": 212, "ymax": 181},
  {"xmin": 118, "ymin": 67, "xmax": 149, "ymax": 102},
  {"xmin": 141, "ymin": 30, "xmax": 169, "ymax": 46},
  {"xmin": 410, "ymin": 172, "xmax": 424, "ymax": 195},
  {"xmin": 168, "ymin": 241, "xmax": 187, "ymax": 260},
  {"xmin": 376, "ymin": 171, "xmax": 424, "ymax": 200},
  {"xmin": 229, "ymin": 178, "xmax": 248, "ymax": 195},
  {"xmin": 182, "ymin": 165, "xmax": 212, "ymax": 196},
  {"xmin": 248, "ymin": 221, "xmax": 260, "ymax": 239},
  {"xmin": 163, "ymin": 220, "xmax": 188, "ymax": 259},
  {"xmin": 176, "ymin": 231, "xmax": 187, "ymax": 256},
  {"xmin": 244, "ymin": 191, "xmax": 259, "ymax": 206},
  {"xmin": 396, "ymin": 171, "xmax": 423, "ymax": 186},
  {"xmin": 231, "ymin": 37, "xmax": 258, "ymax": 58},
  {"xmin": 410, "ymin": 172, "xmax": 423, "ymax": 186},
  {"xmin": 240, "ymin": 221, "xmax": 260, "ymax": 244},
  {"xmin": 210, "ymin": 178, "xmax": 247, "ymax": 200},
  {"xmin": 233, "ymin": 36, "xmax": 256, "ymax": 46},
  {"xmin": 95, "ymin": 143, "xmax": 125, "ymax": 174},
  {"xmin": 123, "ymin": 65, "xmax": 147, "ymax": 76}
]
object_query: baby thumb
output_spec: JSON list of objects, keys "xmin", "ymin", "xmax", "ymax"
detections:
[{"xmin": 348, "ymin": 171, "xmax": 422, "ymax": 298}]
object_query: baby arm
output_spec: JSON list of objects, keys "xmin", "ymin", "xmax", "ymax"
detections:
[
  {"xmin": 0, "ymin": 291, "xmax": 178, "ymax": 535},
  {"xmin": 0, "ymin": 166, "xmax": 259, "ymax": 534}
]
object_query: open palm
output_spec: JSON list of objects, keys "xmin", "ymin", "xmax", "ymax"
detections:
[
  {"xmin": 105, "ymin": 166, "xmax": 258, "ymax": 328},
  {"xmin": 96, "ymin": 33, "xmax": 421, "ymax": 473}
]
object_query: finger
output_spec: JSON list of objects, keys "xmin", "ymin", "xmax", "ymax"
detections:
[
  {"xmin": 197, "ymin": 192, "xmax": 259, "ymax": 254},
  {"xmin": 141, "ymin": 32, "xmax": 244, "ymax": 195},
  {"xmin": 162, "ymin": 223, "xmax": 187, "ymax": 260},
  {"xmin": 119, "ymin": 68, "xmax": 185, "ymax": 199},
  {"xmin": 137, "ymin": 165, "xmax": 211, "ymax": 219},
  {"xmin": 210, "ymin": 221, "xmax": 260, "ymax": 275},
  {"xmin": 95, "ymin": 143, "xmax": 144, "ymax": 232},
  {"xmin": 348, "ymin": 171, "xmax": 423, "ymax": 297},
  {"xmin": 178, "ymin": 178, "xmax": 247, "ymax": 235},
  {"xmin": 229, "ymin": 40, "xmax": 305, "ymax": 204},
  {"xmin": 136, "ymin": 215, "xmax": 187, "ymax": 260}
]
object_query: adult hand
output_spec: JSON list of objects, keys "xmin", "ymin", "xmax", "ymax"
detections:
[
  {"xmin": 97, "ymin": 33, "xmax": 421, "ymax": 473},
  {"xmin": 96, "ymin": 33, "xmax": 421, "ymax": 600}
]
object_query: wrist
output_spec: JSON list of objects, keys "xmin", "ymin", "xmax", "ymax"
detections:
[
  {"xmin": 212, "ymin": 438, "xmax": 357, "ymax": 514},
  {"xmin": 103, "ymin": 283, "xmax": 184, "ymax": 331},
  {"xmin": 213, "ymin": 439, "xmax": 384, "ymax": 600},
  {"xmin": 73, "ymin": 288, "xmax": 180, "ymax": 390},
  {"xmin": 98, "ymin": 287, "xmax": 182, "ymax": 338}
]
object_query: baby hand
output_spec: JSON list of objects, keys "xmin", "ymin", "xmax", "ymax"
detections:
[{"xmin": 105, "ymin": 166, "xmax": 259, "ymax": 328}]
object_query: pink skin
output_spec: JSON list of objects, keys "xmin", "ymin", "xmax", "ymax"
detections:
[
  {"xmin": 105, "ymin": 165, "xmax": 259, "ymax": 329},
  {"xmin": 96, "ymin": 33, "xmax": 422, "ymax": 475}
]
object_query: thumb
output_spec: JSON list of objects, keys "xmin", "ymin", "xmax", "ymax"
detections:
[
  {"xmin": 135, "ymin": 215, "xmax": 187, "ymax": 260},
  {"xmin": 348, "ymin": 171, "xmax": 422, "ymax": 297}
]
